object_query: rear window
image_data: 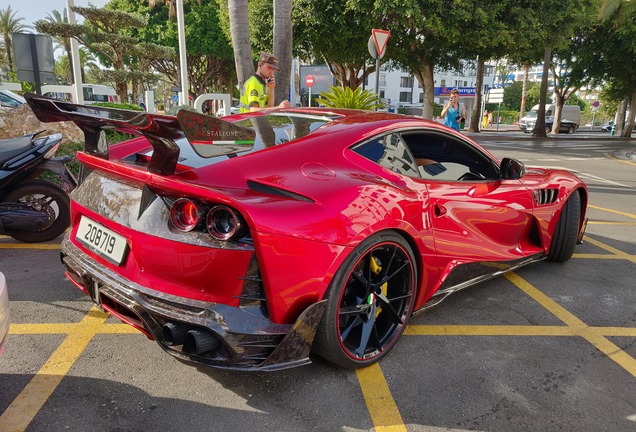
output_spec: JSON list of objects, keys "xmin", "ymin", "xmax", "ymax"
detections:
[
  {"xmin": 233, "ymin": 112, "xmax": 337, "ymax": 150},
  {"xmin": 139, "ymin": 112, "xmax": 339, "ymax": 169}
]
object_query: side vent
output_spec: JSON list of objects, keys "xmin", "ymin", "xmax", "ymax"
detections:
[
  {"xmin": 533, "ymin": 188, "xmax": 559, "ymax": 206},
  {"xmin": 247, "ymin": 180, "xmax": 315, "ymax": 203}
]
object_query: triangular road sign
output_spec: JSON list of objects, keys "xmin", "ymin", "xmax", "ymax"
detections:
[{"xmin": 372, "ymin": 29, "xmax": 390, "ymax": 58}]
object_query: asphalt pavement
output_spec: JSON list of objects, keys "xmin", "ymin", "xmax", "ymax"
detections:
[{"xmin": 1, "ymin": 133, "xmax": 635, "ymax": 432}]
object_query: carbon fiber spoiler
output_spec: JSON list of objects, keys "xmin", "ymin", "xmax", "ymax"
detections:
[{"xmin": 24, "ymin": 93, "xmax": 255, "ymax": 175}]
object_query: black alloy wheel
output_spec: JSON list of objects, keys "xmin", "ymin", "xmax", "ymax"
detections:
[
  {"xmin": 313, "ymin": 232, "xmax": 417, "ymax": 369},
  {"xmin": 2, "ymin": 180, "xmax": 70, "ymax": 242}
]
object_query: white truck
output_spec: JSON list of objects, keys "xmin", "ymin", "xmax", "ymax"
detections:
[{"xmin": 519, "ymin": 104, "xmax": 581, "ymax": 134}]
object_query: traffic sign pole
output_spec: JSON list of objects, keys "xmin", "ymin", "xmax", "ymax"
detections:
[
  {"xmin": 591, "ymin": 101, "xmax": 600, "ymax": 131},
  {"xmin": 368, "ymin": 29, "xmax": 390, "ymax": 104},
  {"xmin": 306, "ymin": 75, "xmax": 314, "ymax": 107}
]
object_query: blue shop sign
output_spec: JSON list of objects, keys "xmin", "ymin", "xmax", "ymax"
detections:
[{"xmin": 435, "ymin": 87, "xmax": 476, "ymax": 97}]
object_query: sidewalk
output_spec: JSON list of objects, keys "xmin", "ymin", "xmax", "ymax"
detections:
[{"xmin": 462, "ymin": 125, "xmax": 636, "ymax": 142}]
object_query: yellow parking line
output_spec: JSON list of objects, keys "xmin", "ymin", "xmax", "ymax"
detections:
[
  {"xmin": 505, "ymin": 272, "xmax": 636, "ymax": 377},
  {"xmin": 2, "ymin": 205, "xmax": 633, "ymax": 432},
  {"xmin": 572, "ymin": 253, "xmax": 624, "ymax": 259},
  {"xmin": 587, "ymin": 221, "xmax": 636, "ymax": 226},
  {"xmin": 588, "ymin": 204, "xmax": 636, "ymax": 220},
  {"xmin": 0, "ymin": 308, "xmax": 108, "ymax": 432},
  {"xmin": 405, "ymin": 325, "xmax": 577, "ymax": 337},
  {"xmin": 356, "ymin": 363, "xmax": 407, "ymax": 432},
  {"xmin": 607, "ymin": 155, "xmax": 636, "ymax": 167},
  {"xmin": 10, "ymin": 322, "xmax": 140, "ymax": 335},
  {"xmin": 583, "ymin": 236, "xmax": 636, "ymax": 264},
  {"xmin": 405, "ymin": 325, "xmax": 636, "ymax": 338},
  {"xmin": 0, "ymin": 243, "xmax": 61, "ymax": 250}
]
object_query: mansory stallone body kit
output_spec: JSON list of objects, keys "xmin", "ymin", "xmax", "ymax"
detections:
[{"xmin": 25, "ymin": 94, "xmax": 588, "ymax": 371}]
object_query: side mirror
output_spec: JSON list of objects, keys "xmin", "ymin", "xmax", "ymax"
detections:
[{"xmin": 500, "ymin": 157, "xmax": 525, "ymax": 180}]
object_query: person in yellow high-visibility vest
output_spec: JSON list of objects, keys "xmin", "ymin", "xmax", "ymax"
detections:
[{"xmin": 240, "ymin": 52, "xmax": 291, "ymax": 113}]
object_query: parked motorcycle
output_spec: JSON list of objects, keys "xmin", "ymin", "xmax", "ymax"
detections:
[{"xmin": 0, "ymin": 131, "xmax": 76, "ymax": 242}]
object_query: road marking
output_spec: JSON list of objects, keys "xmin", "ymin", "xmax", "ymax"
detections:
[
  {"xmin": 587, "ymin": 221, "xmax": 636, "ymax": 226},
  {"xmin": 10, "ymin": 322, "xmax": 139, "ymax": 335},
  {"xmin": 608, "ymin": 155, "xmax": 636, "ymax": 167},
  {"xmin": 405, "ymin": 325, "xmax": 636, "ymax": 337},
  {"xmin": 0, "ymin": 308, "xmax": 110, "ymax": 432},
  {"xmin": 0, "ymin": 243, "xmax": 61, "ymax": 250},
  {"xmin": 2, "ymin": 205, "xmax": 634, "ymax": 431},
  {"xmin": 588, "ymin": 204, "xmax": 636, "ymax": 220},
  {"xmin": 505, "ymin": 272, "xmax": 636, "ymax": 377},
  {"xmin": 356, "ymin": 363, "xmax": 407, "ymax": 432},
  {"xmin": 583, "ymin": 236, "xmax": 636, "ymax": 264},
  {"xmin": 573, "ymin": 253, "xmax": 627, "ymax": 259},
  {"xmin": 576, "ymin": 172, "xmax": 632, "ymax": 188}
]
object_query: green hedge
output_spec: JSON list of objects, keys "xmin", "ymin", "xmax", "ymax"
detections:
[
  {"xmin": 488, "ymin": 109, "xmax": 520, "ymax": 124},
  {"xmin": 91, "ymin": 102, "xmax": 145, "ymax": 111}
]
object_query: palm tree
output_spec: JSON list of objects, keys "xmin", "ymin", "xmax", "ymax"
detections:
[
  {"xmin": 600, "ymin": 0, "xmax": 636, "ymax": 25},
  {"xmin": 0, "ymin": 6, "xmax": 30, "ymax": 73},
  {"xmin": 227, "ymin": 0, "xmax": 254, "ymax": 86},
  {"xmin": 147, "ymin": 1, "xmax": 202, "ymax": 19},
  {"xmin": 273, "ymin": 0, "xmax": 292, "ymax": 106},
  {"xmin": 599, "ymin": 0, "xmax": 636, "ymax": 137},
  {"xmin": 43, "ymin": 9, "xmax": 75, "ymax": 83}
]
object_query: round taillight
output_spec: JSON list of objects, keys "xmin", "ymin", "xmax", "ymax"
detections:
[
  {"xmin": 170, "ymin": 198, "xmax": 202, "ymax": 232},
  {"xmin": 206, "ymin": 206, "xmax": 247, "ymax": 240}
]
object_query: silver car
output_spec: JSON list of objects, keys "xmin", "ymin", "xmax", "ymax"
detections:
[{"xmin": 0, "ymin": 89, "xmax": 26, "ymax": 110}]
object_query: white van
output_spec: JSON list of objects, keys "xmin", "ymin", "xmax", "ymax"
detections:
[
  {"xmin": 519, "ymin": 104, "xmax": 581, "ymax": 132},
  {"xmin": 42, "ymin": 84, "xmax": 117, "ymax": 104}
]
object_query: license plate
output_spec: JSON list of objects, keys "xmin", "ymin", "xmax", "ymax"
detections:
[{"xmin": 76, "ymin": 216, "xmax": 129, "ymax": 265}]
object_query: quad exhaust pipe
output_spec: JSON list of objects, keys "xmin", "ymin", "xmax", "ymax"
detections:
[
  {"xmin": 183, "ymin": 329, "xmax": 221, "ymax": 355},
  {"xmin": 162, "ymin": 323, "xmax": 189, "ymax": 346},
  {"xmin": 162, "ymin": 323, "xmax": 221, "ymax": 355}
]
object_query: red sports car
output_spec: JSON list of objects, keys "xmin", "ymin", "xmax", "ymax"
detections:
[{"xmin": 26, "ymin": 94, "xmax": 588, "ymax": 371}]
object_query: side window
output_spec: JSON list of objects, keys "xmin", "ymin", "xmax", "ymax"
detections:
[
  {"xmin": 400, "ymin": 131, "xmax": 499, "ymax": 181},
  {"xmin": 353, "ymin": 133, "xmax": 420, "ymax": 178}
]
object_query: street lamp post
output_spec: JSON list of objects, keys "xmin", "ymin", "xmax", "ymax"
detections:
[
  {"xmin": 66, "ymin": 0, "xmax": 84, "ymax": 104},
  {"xmin": 176, "ymin": 0, "xmax": 189, "ymax": 106}
]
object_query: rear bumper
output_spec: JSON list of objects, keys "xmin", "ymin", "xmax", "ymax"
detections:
[{"xmin": 60, "ymin": 238, "xmax": 326, "ymax": 371}]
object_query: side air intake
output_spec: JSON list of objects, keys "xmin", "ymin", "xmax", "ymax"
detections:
[{"xmin": 533, "ymin": 188, "xmax": 559, "ymax": 206}]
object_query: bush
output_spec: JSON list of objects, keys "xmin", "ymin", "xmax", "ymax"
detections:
[
  {"xmin": 91, "ymin": 102, "xmax": 144, "ymax": 111},
  {"xmin": 37, "ymin": 140, "xmax": 82, "ymax": 187},
  {"xmin": 167, "ymin": 105, "xmax": 197, "ymax": 116},
  {"xmin": 57, "ymin": 141, "xmax": 83, "ymax": 178},
  {"xmin": 316, "ymin": 86, "xmax": 383, "ymax": 110},
  {"xmin": 487, "ymin": 109, "xmax": 520, "ymax": 125}
]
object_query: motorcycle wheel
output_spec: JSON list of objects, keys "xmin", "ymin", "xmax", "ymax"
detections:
[{"xmin": 2, "ymin": 180, "xmax": 70, "ymax": 242}]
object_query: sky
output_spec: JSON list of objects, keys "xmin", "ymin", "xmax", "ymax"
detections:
[{"xmin": 3, "ymin": 0, "xmax": 111, "ymax": 30}]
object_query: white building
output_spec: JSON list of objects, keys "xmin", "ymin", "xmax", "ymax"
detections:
[
  {"xmin": 363, "ymin": 60, "xmax": 498, "ymax": 122},
  {"xmin": 297, "ymin": 60, "xmax": 498, "ymax": 123}
]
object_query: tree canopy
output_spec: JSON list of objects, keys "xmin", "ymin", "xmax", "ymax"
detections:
[{"xmin": 36, "ymin": 6, "xmax": 173, "ymax": 101}]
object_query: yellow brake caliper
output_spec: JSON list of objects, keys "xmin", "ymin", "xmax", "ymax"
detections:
[{"xmin": 368, "ymin": 256, "xmax": 388, "ymax": 318}]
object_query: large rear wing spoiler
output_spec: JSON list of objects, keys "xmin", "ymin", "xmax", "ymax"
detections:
[{"xmin": 25, "ymin": 93, "xmax": 255, "ymax": 175}]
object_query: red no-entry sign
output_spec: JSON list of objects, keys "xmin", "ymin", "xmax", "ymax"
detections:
[{"xmin": 306, "ymin": 75, "xmax": 314, "ymax": 88}]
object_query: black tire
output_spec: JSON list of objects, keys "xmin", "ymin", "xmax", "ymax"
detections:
[
  {"xmin": 545, "ymin": 126, "xmax": 552, "ymax": 134},
  {"xmin": 313, "ymin": 231, "xmax": 417, "ymax": 368},
  {"xmin": 2, "ymin": 180, "xmax": 70, "ymax": 242},
  {"xmin": 567, "ymin": 125, "xmax": 576, "ymax": 134},
  {"xmin": 547, "ymin": 190, "xmax": 581, "ymax": 262}
]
